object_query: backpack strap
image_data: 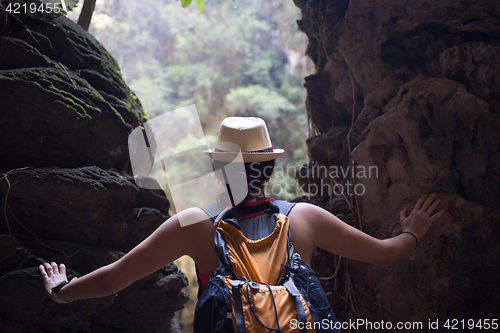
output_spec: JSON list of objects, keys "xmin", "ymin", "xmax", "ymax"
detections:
[
  {"xmin": 231, "ymin": 280, "xmax": 246, "ymax": 333},
  {"xmin": 270, "ymin": 200, "xmax": 297, "ymax": 265},
  {"xmin": 271, "ymin": 199, "xmax": 296, "ymax": 216},
  {"xmin": 214, "ymin": 229, "xmax": 233, "ymax": 269},
  {"xmin": 284, "ymin": 280, "xmax": 308, "ymax": 333}
]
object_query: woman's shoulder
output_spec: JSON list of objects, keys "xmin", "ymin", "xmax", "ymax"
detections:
[
  {"xmin": 287, "ymin": 202, "xmax": 333, "ymax": 234},
  {"xmin": 288, "ymin": 201, "xmax": 324, "ymax": 217},
  {"xmin": 177, "ymin": 206, "xmax": 214, "ymax": 221},
  {"xmin": 173, "ymin": 207, "xmax": 220, "ymax": 273},
  {"xmin": 172, "ymin": 207, "xmax": 217, "ymax": 231}
]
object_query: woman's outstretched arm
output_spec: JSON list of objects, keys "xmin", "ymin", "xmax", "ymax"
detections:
[
  {"xmin": 291, "ymin": 194, "xmax": 445, "ymax": 267},
  {"xmin": 39, "ymin": 207, "xmax": 211, "ymax": 303}
]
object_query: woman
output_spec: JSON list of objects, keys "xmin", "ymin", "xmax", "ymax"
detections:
[{"xmin": 40, "ymin": 117, "xmax": 445, "ymax": 319}]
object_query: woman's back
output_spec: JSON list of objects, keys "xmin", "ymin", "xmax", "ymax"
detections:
[
  {"xmin": 180, "ymin": 200, "xmax": 362, "ymax": 276},
  {"xmin": 39, "ymin": 116, "xmax": 444, "ymax": 332}
]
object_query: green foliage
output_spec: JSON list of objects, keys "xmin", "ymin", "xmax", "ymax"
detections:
[
  {"xmin": 194, "ymin": 0, "xmax": 204, "ymax": 11},
  {"xmin": 225, "ymin": 85, "xmax": 296, "ymax": 119},
  {"xmin": 64, "ymin": 0, "xmax": 79, "ymax": 11},
  {"xmin": 86, "ymin": 0, "xmax": 313, "ymax": 201},
  {"xmin": 55, "ymin": 0, "xmax": 79, "ymax": 14},
  {"xmin": 180, "ymin": 0, "xmax": 204, "ymax": 11},
  {"xmin": 244, "ymin": 51, "xmax": 286, "ymax": 88}
]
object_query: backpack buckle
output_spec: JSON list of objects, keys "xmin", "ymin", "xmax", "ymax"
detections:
[
  {"xmin": 249, "ymin": 281, "xmax": 260, "ymax": 290},
  {"xmin": 231, "ymin": 280, "xmax": 245, "ymax": 289}
]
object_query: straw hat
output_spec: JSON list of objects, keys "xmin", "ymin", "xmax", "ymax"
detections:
[{"xmin": 204, "ymin": 117, "xmax": 284, "ymax": 162}]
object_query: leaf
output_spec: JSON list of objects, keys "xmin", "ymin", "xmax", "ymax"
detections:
[
  {"xmin": 64, "ymin": 0, "xmax": 79, "ymax": 10},
  {"xmin": 181, "ymin": 0, "xmax": 193, "ymax": 8},
  {"xmin": 194, "ymin": 0, "xmax": 204, "ymax": 11}
]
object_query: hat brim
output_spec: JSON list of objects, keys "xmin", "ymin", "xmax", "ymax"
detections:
[{"xmin": 204, "ymin": 148, "xmax": 284, "ymax": 163}]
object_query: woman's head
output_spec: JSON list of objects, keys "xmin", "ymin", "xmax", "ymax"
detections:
[
  {"xmin": 213, "ymin": 159, "xmax": 275, "ymax": 205},
  {"xmin": 206, "ymin": 117, "xmax": 282, "ymax": 208}
]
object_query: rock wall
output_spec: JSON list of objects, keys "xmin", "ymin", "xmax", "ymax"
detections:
[
  {"xmin": 0, "ymin": 1, "xmax": 187, "ymax": 332},
  {"xmin": 294, "ymin": 0, "xmax": 500, "ymax": 330}
]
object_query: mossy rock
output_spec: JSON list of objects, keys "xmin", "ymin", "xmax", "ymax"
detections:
[{"xmin": 0, "ymin": 0, "xmax": 148, "ymax": 172}]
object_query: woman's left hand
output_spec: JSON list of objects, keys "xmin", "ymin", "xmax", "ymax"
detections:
[
  {"xmin": 39, "ymin": 262, "xmax": 73, "ymax": 303},
  {"xmin": 399, "ymin": 193, "xmax": 445, "ymax": 242}
]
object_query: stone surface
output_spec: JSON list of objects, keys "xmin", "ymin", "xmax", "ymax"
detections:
[
  {"xmin": 0, "ymin": 0, "xmax": 148, "ymax": 172},
  {"xmin": 0, "ymin": 1, "xmax": 186, "ymax": 332},
  {"xmin": 295, "ymin": 0, "xmax": 500, "ymax": 328},
  {"xmin": 0, "ymin": 167, "xmax": 169, "ymax": 253}
]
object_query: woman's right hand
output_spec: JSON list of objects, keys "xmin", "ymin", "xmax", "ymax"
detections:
[
  {"xmin": 39, "ymin": 262, "xmax": 73, "ymax": 303},
  {"xmin": 399, "ymin": 193, "xmax": 445, "ymax": 242}
]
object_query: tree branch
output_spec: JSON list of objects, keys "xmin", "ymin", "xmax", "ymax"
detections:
[{"xmin": 77, "ymin": 0, "xmax": 96, "ymax": 31}]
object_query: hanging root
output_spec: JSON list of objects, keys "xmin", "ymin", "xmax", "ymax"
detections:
[
  {"xmin": 1, "ymin": 167, "xmax": 30, "ymax": 236},
  {"xmin": 1, "ymin": 167, "xmax": 84, "ymax": 265}
]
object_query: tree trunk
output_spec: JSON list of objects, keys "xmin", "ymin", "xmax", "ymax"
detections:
[{"xmin": 77, "ymin": 0, "xmax": 97, "ymax": 31}]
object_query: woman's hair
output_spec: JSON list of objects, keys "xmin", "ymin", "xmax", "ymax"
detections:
[{"xmin": 213, "ymin": 159, "xmax": 275, "ymax": 211}]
